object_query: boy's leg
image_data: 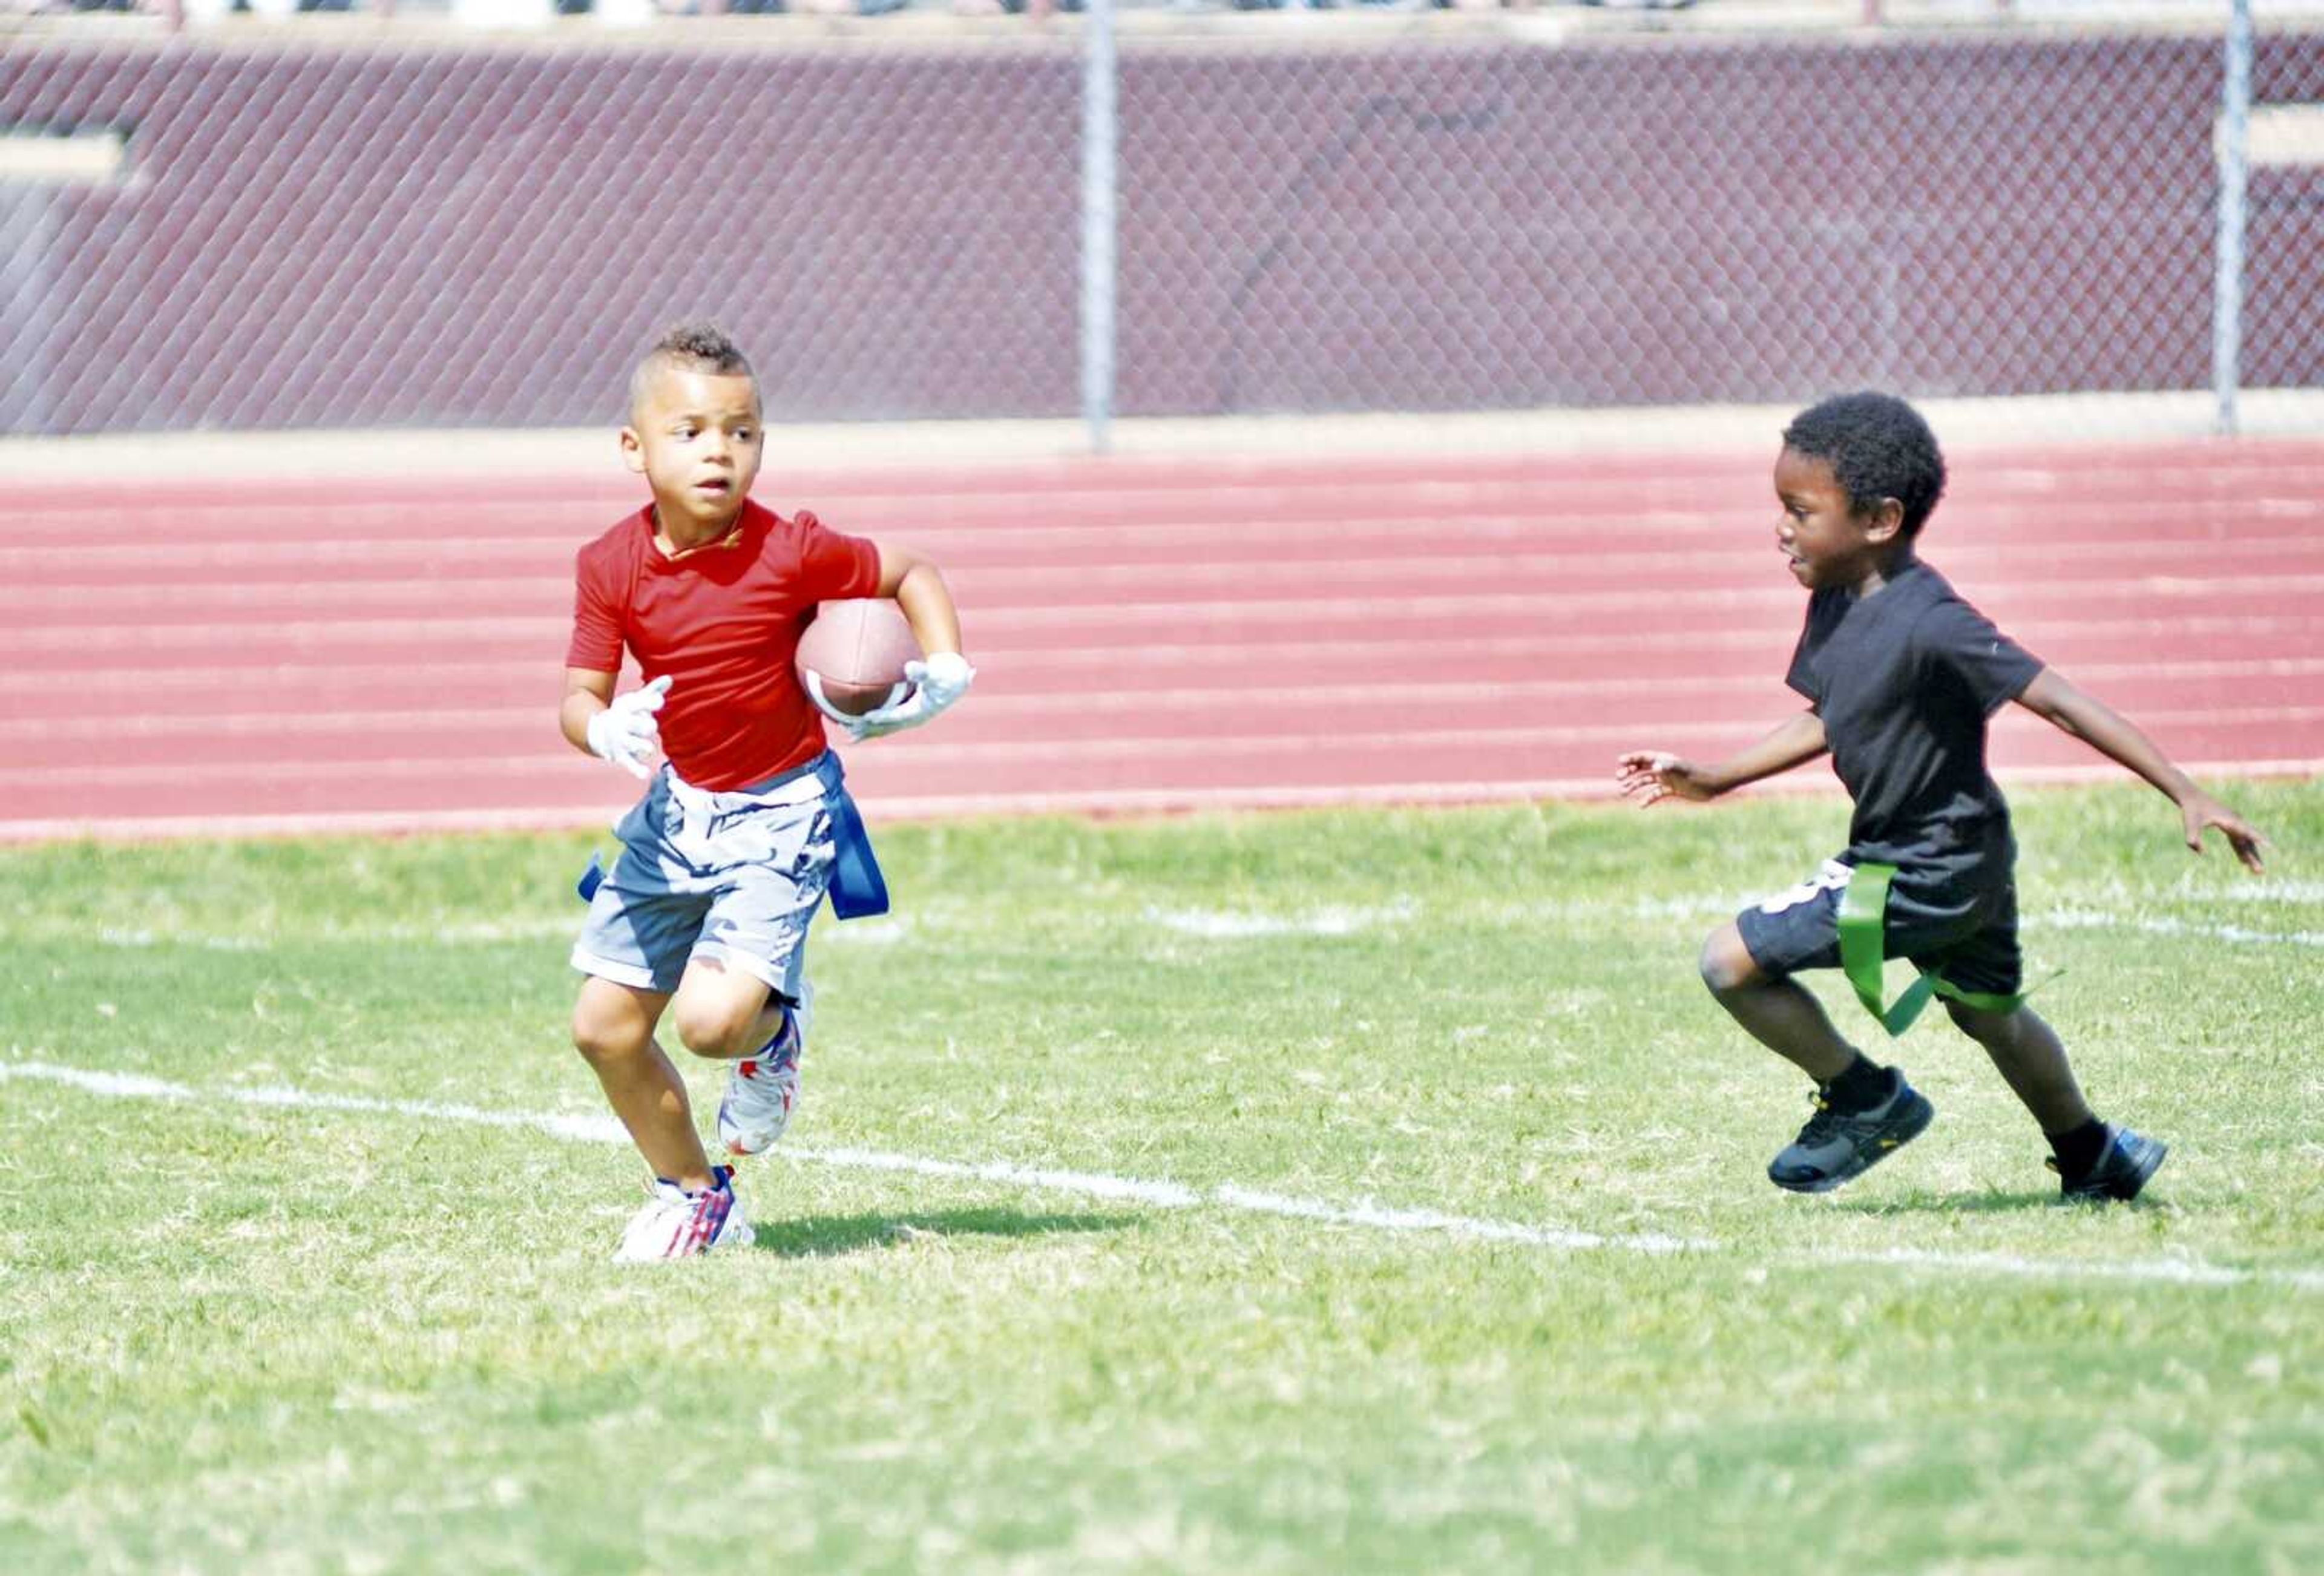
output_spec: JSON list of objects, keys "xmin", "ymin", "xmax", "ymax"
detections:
[
  {"xmin": 671, "ymin": 960, "xmax": 811, "ymax": 1160},
  {"xmin": 1938, "ymin": 997, "xmax": 2166, "ymax": 1200},
  {"xmin": 571, "ymin": 976, "xmax": 719, "ymax": 1191},
  {"xmin": 670, "ymin": 962, "xmax": 806, "ymax": 1159},
  {"xmin": 668, "ymin": 957, "xmax": 782, "ymax": 1062},
  {"xmin": 1698, "ymin": 921, "xmax": 1858, "ymax": 1083},
  {"xmin": 1718, "ymin": 870, "xmax": 1937, "ymax": 1192},
  {"xmin": 1919, "ymin": 892, "xmax": 2165, "ymax": 1200},
  {"xmin": 678, "ymin": 792, "xmax": 835, "ymax": 1157},
  {"xmin": 1938, "ymin": 999, "xmax": 2092, "ymax": 1134}
]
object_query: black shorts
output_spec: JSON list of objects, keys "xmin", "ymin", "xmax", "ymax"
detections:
[{"xmin": 1733, "ymin": 858, "xmax": 2023, "ymax": 999}]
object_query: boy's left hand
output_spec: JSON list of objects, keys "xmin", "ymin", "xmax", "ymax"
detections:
[
  {"xmin": 2181, "ymin": 790, "xmax": 2268, "ymax": 873},
  {"xmin": 845, "ymin": 652, "xmax": 976, "ymax": 742}
]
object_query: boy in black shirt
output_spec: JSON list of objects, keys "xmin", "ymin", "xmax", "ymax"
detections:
[{"xmin": 1618, "ymin": 393, "xmax": 2268, "ymax": 1201}]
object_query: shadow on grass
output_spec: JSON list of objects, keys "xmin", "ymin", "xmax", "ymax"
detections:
[
  {"xmin": 749, "ymin": 1205, "xmax": 1138, "ymax": 1259},
  {"xmin": 1840, "ymin": 1190, "xmax": 2147, "ymax": 1218}
]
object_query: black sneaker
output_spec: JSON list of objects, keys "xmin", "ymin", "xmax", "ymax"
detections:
[
  {"xmin": 2049, "ymin": 1125, "xmax": 2168, "ymax": 1203},
  {"xmin": 1767, "ymin": 1069, "xmax": 1935, "ymax": 1193}
]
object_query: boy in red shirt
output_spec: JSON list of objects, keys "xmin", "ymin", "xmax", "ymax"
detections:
[{"xmin": 562, "ymin": 324, "xmax": 973, "ymax": 1261}]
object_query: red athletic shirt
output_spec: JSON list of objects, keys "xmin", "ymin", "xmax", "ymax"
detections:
[{"xmin": 567, "ymin": 499, "xmax": 882, "ymax": 790}]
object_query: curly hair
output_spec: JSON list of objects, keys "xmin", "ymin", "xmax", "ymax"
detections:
[
  {"xmin": 628, "ymin": 321, "xmax": 756, "ymax": 419},
  {"xmin": 1781, "ymin": 392, "xmax": 1947, "ymax": 537}
]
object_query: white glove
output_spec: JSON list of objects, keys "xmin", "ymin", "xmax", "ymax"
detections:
[
  {"xmin": 585, "ymin": 675, "xmax": 671, "ymax": 780},
  {"xmin": 803, "ymin": 670, "xmax": 906, "ymax": 729},
  {"xmin": 844, "ymin": 652, "xmax": 975, "ymax": 743}
]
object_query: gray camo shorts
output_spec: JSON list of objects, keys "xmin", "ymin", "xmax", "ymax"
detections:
[{"xmin": 570, "ymin": 756, "xmax": 840, "ymax": 1002}]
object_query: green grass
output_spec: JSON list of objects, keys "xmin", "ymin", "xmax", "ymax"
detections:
[{"xmin": 2, "ymin": 779, "xmax": 2320, "ymax": 1574}]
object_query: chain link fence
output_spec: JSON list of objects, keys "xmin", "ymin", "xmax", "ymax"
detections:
[{"xmin": 2, "ymin": 5, "xmax": 2320, "ymax": 435}]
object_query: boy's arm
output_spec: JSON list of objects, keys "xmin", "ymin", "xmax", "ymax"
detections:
[
  {"xmin": 873, "ymin": 542, "xmax": 965, "ymax": 660},
  {"xmin": 561, "ymin": 668, "xmax": 617, "ymax": 754},
  {"xmin": 2014, "ymin": 668, "xmax": 2267, "ymax": 872},
  {"xmin": 1617, "ymin": 710, "xmax": 1828, "ymax": 809},
  {"xmin": 826, "ymin": 542, "xmax": 974, "ymax": 741}
]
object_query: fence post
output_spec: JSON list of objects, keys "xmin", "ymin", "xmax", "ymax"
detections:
[
  {"xmin": 1080, "ymin": 0, "xmax": 1119, "ymax": 456},
  {"xmin": 2214, "ymin": 0, "xmax": 2253, "ymax": 436}
]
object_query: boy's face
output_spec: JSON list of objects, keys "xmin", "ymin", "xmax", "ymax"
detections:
[
  {"xmin": 1772, "ymin": 446, "xmax": 1902, "ymax": 592},
  {"xmin": 622, "ymin": 364, "xmax": 765, "ymax": 536}
]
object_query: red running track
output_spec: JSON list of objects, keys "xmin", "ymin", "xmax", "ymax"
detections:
[{"xmin": 4, "ymin": 439, "xmax": 2321, "ymax": 838}]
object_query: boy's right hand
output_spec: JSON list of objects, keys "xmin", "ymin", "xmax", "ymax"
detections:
[
  {"xmin": 1616, "ymin": 751, "xmax": 1722, "ymax": 808},
  {"xmin": 2179, "ymin": 789, "xmax": 2268, "ymax": 873},
  {"xmin": 586, "ymin": 675, "xmax": 672, "ymax": 780}
]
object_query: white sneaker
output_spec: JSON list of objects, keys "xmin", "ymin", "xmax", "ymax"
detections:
[
  {"xmin": 717, "ymin": 990, "xmax": 809, "ymax": 1157},
  {"xmin": 612, "ymin": 1166, "xmax": 750, "ymax": 1261}
]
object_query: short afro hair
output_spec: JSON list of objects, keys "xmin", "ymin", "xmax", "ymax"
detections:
[
  {"xmin": 1781, "ymin": 392, "xmax": 1947, "ymax": 537},
  {"xmin": 629, "ymin": 321, "xmax": 756, "ymax": 419}
]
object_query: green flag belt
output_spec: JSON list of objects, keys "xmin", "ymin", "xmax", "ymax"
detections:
[{"xmin": 1837, "ymin": 862, "xmax": 2029, "ymax": 1036}]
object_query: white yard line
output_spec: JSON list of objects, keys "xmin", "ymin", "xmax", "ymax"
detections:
[
  {"xmin": 2038, "ymin": 909, "xmax": 2324, "ymax": 947},
  {"xmin": 5, "ymin": 1059, "xmax": 2318, "ymax": 1295},
  {"xmin": 1146, "ymin": 901, "xmax": 1418, "ymax": 938},
  {"xmin": 77, "ymin": 893, "xmax": 2324, "ymax": 953}
]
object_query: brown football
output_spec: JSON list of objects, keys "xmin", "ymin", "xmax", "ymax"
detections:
[{"xmin": 795, "ymin": 599, "xmax": 921, "ymax": 717}]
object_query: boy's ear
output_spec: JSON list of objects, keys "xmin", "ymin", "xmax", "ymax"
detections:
[
  {"xmin": 1863, "ymin": 496, "xmax": 1906, "ymax": 542},
  {"xmin": 619, "ymin": 426, "xmax": 646, "ymax": 475}
]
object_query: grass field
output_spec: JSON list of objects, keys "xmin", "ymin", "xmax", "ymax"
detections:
[{"xmin": 3, "ymin": 779, "xmax": 2320, "ymax": 1574}]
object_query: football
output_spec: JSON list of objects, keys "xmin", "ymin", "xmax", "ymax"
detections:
[{"xmin": 795, "ymin": 599, "xmax": 921, "ymax": 717}]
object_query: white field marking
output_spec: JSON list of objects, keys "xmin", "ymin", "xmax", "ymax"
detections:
[
  {"xmin": 2038, "ymin": 909, "xmax": 2324, "ymax": 948},
  {"xmin": 823, "ymin": 915, "xmax": 911, "ymax": 945},
  {"xmin": 97, "ymin": 918, "xmax": 583, "ymax": 949},
  {"xmin": 1146, "ymin": 900, "xmax": 1417, "ymax": 939},
  {"xmin": 0, "ymin": 1061, "xmax": 629, "ymax": 1145},
  {"xmin": 62, "ymin": 894, "xmax": 2319, "ymax": 960},
  {"xmin": 93, "ymin": 914, "xmax": 906, "ymax": 952},
  {"xmin": 1166, "ymin": 893, "xmax": 2324, "ymax": 951},
  {"xmin": 97, "ymin": 927, "xmax": 270, "ymax": 952},
  {"xmin": 2207, "ymin": 879, "xmax": 2324, "ymax": 904},
  {"xmin": 8, "ymin": 1058, "xmax": 2322, "ymax": 1295}
]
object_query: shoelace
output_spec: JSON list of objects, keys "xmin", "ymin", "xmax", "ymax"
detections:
[
  {"xmin": 674, "ymin": 1170, "xmax": 735, "ymax": 1256},
  {"xmin": 1796, "ymin": 1091, "xmax": 1844, "ymax": 1142}
]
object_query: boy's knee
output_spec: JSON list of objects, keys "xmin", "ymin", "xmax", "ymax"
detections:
[
  {"xmin": 669, "ymin": 999, "xmax": 760, "ymax": 1060},
  {"xmin": 1943, "ymin": 996, "xmax": 2018, "ymax": 1042},
  {"xmin": 573, "ymin": 1010, "xmax": 645, "ymax": 1068},
  {"xmin": 1698, "ymin": 922, "xmax": 1765, "ymax": 995}
]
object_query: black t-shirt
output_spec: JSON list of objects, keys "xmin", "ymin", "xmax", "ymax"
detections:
[{"xmin": 1785, "ymin": 559, "xmax": 2043, "ymax": 897}]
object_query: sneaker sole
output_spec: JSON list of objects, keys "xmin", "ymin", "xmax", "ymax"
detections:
[
  {"xmin": 718, "ymin": 1118, "xmax": 790, "ymax": 1159},
  {"xmin": 1768, "ymin": 1092, "xmax": 1936, "ymax": 1195},
  {"xmin": 717, "ymin": 1068, "xmax": 798, "ymax": 1158},
  {"xmin": 717, "ymin": 1102, "xmax": 795, "ymax": 1158}
]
